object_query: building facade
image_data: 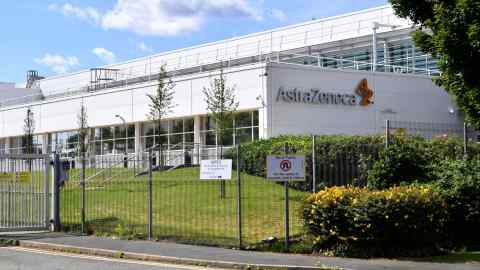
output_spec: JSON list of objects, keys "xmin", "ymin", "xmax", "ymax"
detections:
[{"xmin": 0, "ymin": 5, "xmax": 465, "ymax": 159}]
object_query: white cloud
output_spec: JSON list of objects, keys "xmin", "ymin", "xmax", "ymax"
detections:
[
  {"xmin": 49, "ymin": 0, "xmax": 262, "ymax": 36},
  {"xmin": 34, "ymin": 53, "xmax": 80, "ymax": 74},
  {"xmin": 48, "ymin": 3, "xmax": 101, "ymax": 25},
  {"xmin": 92, "ymin": 48, "xmax": 117, "ymax": 64},
  {"xmin": 271, "ymin": 8, "xmax": 286, "ymax": 21},
  {"xmin": 138, "ymin": 41, "xmax": 153, "ymax": 53}
]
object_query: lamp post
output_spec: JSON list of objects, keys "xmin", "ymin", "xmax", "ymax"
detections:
[{"xmin": 115, "ymin": 114, "xmax": 128, "ymax": 168}]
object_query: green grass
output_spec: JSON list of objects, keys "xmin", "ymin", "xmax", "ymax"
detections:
[{"xmin": 61, "ymin": 167, "xmax": 309, "ymax": 247}]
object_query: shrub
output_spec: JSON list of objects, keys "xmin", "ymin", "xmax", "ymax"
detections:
[
  {"xmin": 433, "ymin": 159, "xmax": 480, "ymax": 248},
  {"xmin": 367, "ymin": 142, "xmax": 429, "ymax": 189},
  {"xmin": 303, "ymin": 186, "xmax": 450, "ymax": 258}
]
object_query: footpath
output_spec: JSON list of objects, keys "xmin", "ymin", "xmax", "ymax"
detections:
[{"xmin": 1, "ymin": 232, "xmax": 479, "ymax": 270}]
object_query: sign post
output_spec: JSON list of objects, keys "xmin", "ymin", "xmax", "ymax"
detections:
[{"xmin": 266, "ymin": 152, "xmax": 306, "ymax": 250}]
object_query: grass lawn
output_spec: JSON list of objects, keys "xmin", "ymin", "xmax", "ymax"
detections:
[{"xmin": 60, "ymin": 167, "xmax": 309, "ymax": 247}]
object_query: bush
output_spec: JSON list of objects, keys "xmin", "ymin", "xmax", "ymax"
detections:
[
  {"xmin": 367, "ymin": 142, "xmax": 429, "ymax": 189},
  {"xmin": 303, "ymin": 186, "xmax": 450, "ymax": 258},
  {"xmin": 433, "ymin": 159, "xmax": 480, "ymax": 248}
]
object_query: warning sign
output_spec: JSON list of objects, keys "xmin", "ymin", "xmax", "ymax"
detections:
[
  {"xmin": 267, "ymin": 155, "xmax": 306, "ymax": 182},
  {"xmin": 200, "ymin": 159, "xmax": 232, "ymax": 180}
]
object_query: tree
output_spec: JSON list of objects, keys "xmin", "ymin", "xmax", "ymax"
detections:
[
  {"xmin": 77, "ymin": 102, "xmax": 89, "ymax": 234},
  {"xmin": 23, "ymin": 107, "xmax": 35, "ymax": 171},
  {"xmin": 389, "ymin": 0, "xmax": 480, "ymax": 127},
  {"xmin": 203, "ymin": 67, "xmax": 239, "ymax": 151},
  {"xmin": 146, "ymin": 65, "xmax": 175, "ymax": 165},
  {"xmin": 203, "ymin": 67, "xmax": 239, "ymax": 199},
  {"xmin": 77, "ymin": 103, "xmax": 89, "ymax": 169}
]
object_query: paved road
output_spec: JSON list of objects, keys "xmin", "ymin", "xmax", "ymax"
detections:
[{"xmin": 0, "ymin": 246, "xmax": 218, "ymax": 270}]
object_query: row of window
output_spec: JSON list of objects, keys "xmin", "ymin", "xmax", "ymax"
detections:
[{"xmin": 0, "ymin": 111, "xmax": 259, "ymax": 156}]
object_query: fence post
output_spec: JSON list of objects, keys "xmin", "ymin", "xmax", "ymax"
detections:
[
  {"xmin": 81, "ymin": 154, "xmax": 86, "ymax": 234},
  {"xmin": 147, "ymin": 150, "xmax": 153, "ymax": 240},
  {"xmin": 385, "ymin": 120, "xmax": 390, "ymax": 148},
  {"xmin": 283, "ymin": 142, "xmax": 290, "ymax": 251},
  {"xmin": 463, "ymin": 122, "xmax": 468, "ymax": 159},
  {"xmin": 236, "ymin": 144, "xmax": 243, "ymax": 249},
  {"xmin": 52, "ymin": 153, "xmax": 61, "ymax": 232},
  {"xmin": 44, "ymin": 155, "xmax": 50, "ymax": 229},
  {"xmin": 312, "ymin": 135, "xmax": 316, "ymax": 193}
]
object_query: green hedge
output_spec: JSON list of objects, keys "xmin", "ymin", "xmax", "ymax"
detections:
[
  {"xmin": 233, "ymin": 134, "xmax": 479, "ymax": 190},
  {"xmin": 303, "ymin": 186, "xmax": 450, "ymax": 257},
  {"xmin": 433, "ymin": 159, "xmax": 480, "ymax": 248}
]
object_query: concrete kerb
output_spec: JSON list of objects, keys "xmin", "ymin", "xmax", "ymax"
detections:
[{"xmin": 17, "ymin": 240, "xmax": 338, "ymax": 270}]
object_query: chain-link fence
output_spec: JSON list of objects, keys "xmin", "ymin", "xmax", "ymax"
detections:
[{"xmin": 60, "ymin": 144, "xmax": 306, "ymax": 248}]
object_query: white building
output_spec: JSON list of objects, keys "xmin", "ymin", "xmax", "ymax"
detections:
[{"xmin": 0, "ymin": 5, "xmax": 465, "ymax": 160}]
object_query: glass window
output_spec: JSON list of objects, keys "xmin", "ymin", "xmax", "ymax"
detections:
[
  {"xmin": 169, "ymin": 134, "xmax": 183, "ymax": 145},
  {"xmin": 235, "ymin": 112, "xmax": 252, "ymax": 128},
  {"xmin": 253, "ymin": 111, "xmax": 259, "ymax": 126},
  {"xmin": 102, "ymin": 141, "xmax": 113, "ymax": 154},
  {"xmin": 235, "ymin": 128, "xmax": 252, "ymax": 144},
  {"xmin": 171, "ymin": 119, "xmax": 183, "ymax": 134},
  {"xmin": 185, "ymin": 133, "xmax": 194, "ymax": 144},
  {"xmin": 127, "ymin": 138, "xmax": 135, "ymax": 153},
  {"xmin": 127, "ymin": 125, "xmax": 135, "ymax": 138},
  {"xmin": 114, "ymin": 126, "xmax": 126, "ymax": 139},
  {"xmin": 184, "ymin": 118, "xmax": 194, "ymax": 132},
  {"xmin": 101, "ymin": 127, "xmax": 113, "ymax": 140}
]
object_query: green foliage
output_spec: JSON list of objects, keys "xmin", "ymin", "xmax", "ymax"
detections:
[
  {"xmin": 303, "ymin": 186, "xmax": 450, "ymax": 258},
  {"xmin": 367, "ymin": 142, "xmax": 429, "ymax": 189},
  {"xmin": 234, "ymin": 134, "xmax": 478, "ymax": 190},
  {"xmin": 433, "ymin": 159, "xmax": 480, "ymax": 247},
  {"xmin": 147, "ymin": 64, "xmax": 175, "ymax": 133},
  {"xmin": 203, "ymin": 67, "xmax": 239, "ymax": 145},
  {"xmin": 22, "ymin": 107, "xmax": 35, "ymax": 155},
  {"xmin": 390, "ymin": 0, "xmax": 480, "ymax": 128}
]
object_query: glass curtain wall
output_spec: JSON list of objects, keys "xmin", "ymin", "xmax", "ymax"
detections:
[
  {"xmin": 200, "ymin": 110, "xmax": 259, "ymax": 147},
  {"xmin": 141, "ymin": 118, "xmax": 194, "ymax": 150}
]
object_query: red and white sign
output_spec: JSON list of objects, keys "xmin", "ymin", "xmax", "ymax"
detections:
[{"xmin": 267, "ymin": 155, "xmax": 306, "ymax": 182}]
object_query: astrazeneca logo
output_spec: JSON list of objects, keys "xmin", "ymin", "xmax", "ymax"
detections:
[{"xmin": 276, "ymin": 78, "xmax": 374, "ymax": 107}]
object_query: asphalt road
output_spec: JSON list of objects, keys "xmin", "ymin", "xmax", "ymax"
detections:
[{"xmin": 0, "ymin": 246, "xmax": 217, "ymax": 270}]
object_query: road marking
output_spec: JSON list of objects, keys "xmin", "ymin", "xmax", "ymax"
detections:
[{"xmin": 1, "ymin": 246, "xmax": 222, "ymax": 270}]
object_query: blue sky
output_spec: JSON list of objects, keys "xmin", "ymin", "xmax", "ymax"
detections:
[{"xmin": 0, "ymin": 0, "xmax": 388, "ymax": 84}]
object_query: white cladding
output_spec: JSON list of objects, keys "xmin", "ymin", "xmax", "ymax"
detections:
[
  {"xmin": 0, "ymin": 64, "xmax": 266, "ymax": 138},
  {"xmin": 37, "ymin": 5, "xmax": 410, "ymax": 96},
  {"xmin": 0, "ymin": 62, "xmax": 461, "ymax": 139},
  {"xmin": 266, "ymin": 63, "xmax": 460, "ymax": 137}
]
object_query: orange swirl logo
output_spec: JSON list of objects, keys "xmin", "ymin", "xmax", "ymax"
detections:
[{"xmin": 356, "ymin": 79, "xmax": 374, "ymax": 106}]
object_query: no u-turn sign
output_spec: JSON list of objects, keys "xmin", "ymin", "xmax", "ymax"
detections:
[{"xmin": 267, "ymin": 155, "xmax": 306, "ymax": 182}]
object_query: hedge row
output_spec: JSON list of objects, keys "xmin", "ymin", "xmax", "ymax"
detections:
[
  {"xmin": 233, "ymin": 133, "xmax": 480, "ymax": 190},
  {"xmin": 303, "ymin": 158, "xmax": 480, "ymax": 257}
]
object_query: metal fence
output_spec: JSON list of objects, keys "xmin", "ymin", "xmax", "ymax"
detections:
[
  {"xmin": 59, "ymin": 144, "xmax": 304, "ymax": 248},
  {"xmin": 0, "ymin": 154, "xmax": 50, "ymax": 232}
]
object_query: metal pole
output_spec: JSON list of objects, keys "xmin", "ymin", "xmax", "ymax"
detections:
[
  {"xmin": 44, "ymin": 155, "xmax": 50, "ymax": 229},
  {"xmin": 52, "ymin": 153, "xmax": 61, "ymax": 232},
  {"xmin": 283, "ymin": 142, "xmax": 290, "ymax": 250},
  {"xmin": 236, "ymin": 144, "xmax": 242, "ymax": 249},
  {"xmin": 147, "ymin": 150, "xmax": 153, "ymax": 240},
  {"xmin": 464, "ymin": 122, "xmax": 468, "ymax": 158},
  {"xmin": 385, "ymin": 120, "xmax": 390, "ymax": 148},
  {"xmin": 312, "ymin": 135, "xmax": 316, "ymax": 193},
  {"xmin": 81, "ymin": 153, "xmax": 86, "ymax": 234}
]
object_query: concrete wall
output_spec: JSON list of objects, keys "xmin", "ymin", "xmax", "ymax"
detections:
[{"xmin": 266, "ymin": 62, "xmax": 462, "ymax": 137}]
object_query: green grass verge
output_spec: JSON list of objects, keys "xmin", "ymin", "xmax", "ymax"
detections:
[{"xmin": 60, "ymin": 167, "xmax": 309, "ymax": 247}]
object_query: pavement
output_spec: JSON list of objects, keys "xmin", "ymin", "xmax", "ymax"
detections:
[{"xmin": 1, "ymin": 232, "xmax": 480, "ymax": 270}]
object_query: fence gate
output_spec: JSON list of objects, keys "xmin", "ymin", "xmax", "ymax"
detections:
[{"xmin": 0, "ymin": 154, "xmax": 50, "ymax": 232}]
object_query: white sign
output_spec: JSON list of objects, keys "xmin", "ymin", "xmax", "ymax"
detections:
[
  {"xmin": 267, "ymin": 155, "xmax": 306, "ymax": 182},
  {"xmin": 200, "ymin": 159, "xmax": 232, "ymax": 180}
]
